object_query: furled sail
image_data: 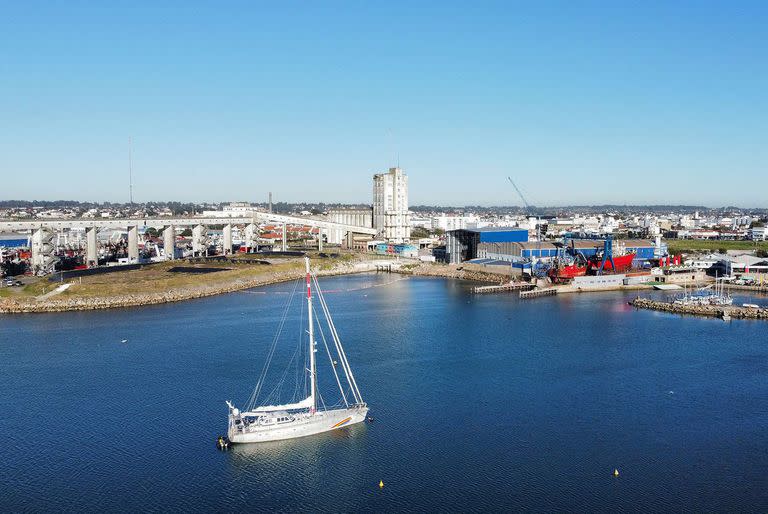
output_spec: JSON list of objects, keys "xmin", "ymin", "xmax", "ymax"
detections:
[{"xmin": 246, "ymin": 396, "xmax": 314, "ymax": 413}]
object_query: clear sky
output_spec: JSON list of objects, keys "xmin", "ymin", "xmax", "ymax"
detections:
[{"xmin": 2, "ymin": 1, "xmax": 766, "ymax": 207}]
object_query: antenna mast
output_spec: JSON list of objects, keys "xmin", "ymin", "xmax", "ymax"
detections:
[{"xmin": 128, "ymin": 136, "xmax": 134, "ymax": 205}]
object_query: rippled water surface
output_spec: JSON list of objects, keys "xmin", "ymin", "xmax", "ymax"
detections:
[{"xmin": 1, "ymin": 275, "xmax": 767, "ymax": 512}]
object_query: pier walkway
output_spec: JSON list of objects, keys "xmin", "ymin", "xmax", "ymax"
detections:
[
  {"xmin": 519, "ymin": 287, "xmax": 558, "ymax": 299},
  {"xmin": 473, "ymin": 282, "xmax": 534, "ymax": 294}
]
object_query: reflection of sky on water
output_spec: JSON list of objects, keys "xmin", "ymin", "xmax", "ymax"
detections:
[{"xmin": 1, "ymin": 273, "xmax": 767, "ymax": 512}]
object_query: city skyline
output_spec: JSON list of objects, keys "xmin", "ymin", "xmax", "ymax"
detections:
[{"xmin": 2, "ymin": 2, "xmax": 767, "ymax": 207}]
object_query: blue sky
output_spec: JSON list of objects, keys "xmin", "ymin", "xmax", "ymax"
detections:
[{"xmin": 1, "ymin": 1, "xmax": 766, "ymax": 207}]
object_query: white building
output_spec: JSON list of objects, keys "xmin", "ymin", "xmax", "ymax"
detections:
[
  {"xmin": 750, "ymin": 227, "xmax": 767, "ymax": 241},
  {"xmin": 431, "ymin": 215, "xmax": 479, "ymax": 232},
  {"xmin": 373, "ymin": 167, "xmax": 410, "ymax": 243},
  {"xmin": 327, "ymin": 208, "xmax": 373, "ymax": 245},
  {"xmin": 202, "ymin": 202, "xmax": 262, "ymax": 218}
]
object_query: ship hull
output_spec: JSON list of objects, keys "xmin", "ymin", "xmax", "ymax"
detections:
[
  {"xmin": 548, "ymin": 264, "xmax": 587, "ymax": 283},
  {"xmin": 588, "ymin": 252, "xmax": 635, "ymax": 273},
  {"xmin": 228, "ymin": 406, "xmax": 368, "ymax": 443}
]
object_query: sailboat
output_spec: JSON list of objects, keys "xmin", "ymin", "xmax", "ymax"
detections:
[{"xmin": 226, "ymin": 257, "xmax": 368, "ymax": 443}]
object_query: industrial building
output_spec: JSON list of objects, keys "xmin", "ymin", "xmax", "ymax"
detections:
[
  {"xmin": 327, "ymin": 208, "xmax": 373, "ymax": 245},
  {"xmin": 563, "ymin": 238, "xmax": 660, "ymax": 265},
  {"xmin": 373, "ymin": 167, "xmax": 410, "ymax": 243},
  {"xmin": 445, "ymin": 227, "xmax": 528, "ymax": 264}
]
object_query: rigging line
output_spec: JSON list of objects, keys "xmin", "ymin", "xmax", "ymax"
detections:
[
  {"xmin": 314, "ymin": 275, "xmax": 363, "ymax": 404},
  {"xmin": 292, "ymin": 293, "xmax": 306, "ymax": 401},
  {"xmin": 314, "ymin": 306, "xmax": 349, "ymax": 407},
  {"xmin": 315, "ymin": 273, "xmax": 363, "ymax": 404},
  {"xmin": 325, "ymin": 293, "xmax": 363, "ymax": 405},
  {"xmin": 262, "ymin": 332, "xmax": 302, "ymax": 405},
  {"xmin": 317, "ymin": 389, "xmax": 327, "ymax": 411},
  {"xmin": 314, "ymin": 275, "xmax": 360, "ymax": 404},
  {"xmin": 246, "ymin": 277, "xmax": 300, "ymax": 410},
  {"xmin": 313, "ymin": 275, "xmax": 357, "ymax": 402}
]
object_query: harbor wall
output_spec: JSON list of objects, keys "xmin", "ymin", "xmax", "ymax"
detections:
[{"xmin": 631, "ymin": 297, "xmax": 768, "ymax": 320}]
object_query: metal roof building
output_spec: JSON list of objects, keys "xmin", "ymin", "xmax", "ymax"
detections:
[
  {"xmin": 565, "ymin": 239, "xmax": 660, "ymax": 261},
  {"xmin": 445, "ymin": 227, "xmax": 528, "ymax": 264}
]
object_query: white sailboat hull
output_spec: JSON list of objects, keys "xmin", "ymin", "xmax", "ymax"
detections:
[{"xmin": 228, "ymin": 406, "xmax": 368, "ymax": 444}]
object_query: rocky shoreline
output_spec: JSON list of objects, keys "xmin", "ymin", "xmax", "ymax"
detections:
[
  {"xmin": 398, "ymin": 262, "xmax": 511, "ymax": 284},
  {"xmin": 630, "ymin": 297, "xmax": 768, "ymax": 320},
  {"xmin": 0, "ymin": 261, "xmax": 383, "ymax": 314}
]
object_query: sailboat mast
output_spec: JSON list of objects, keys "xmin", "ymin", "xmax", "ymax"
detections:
[{"xmin": 306, "ymin": 257, "xmax": 317, "ymax": 412}]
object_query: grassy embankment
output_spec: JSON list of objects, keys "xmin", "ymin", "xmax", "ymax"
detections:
[
  {"xmin": 666, "ymin": 239, "xmax": 768, "ymax": 255},
  {"xmin": 16, "ymin": 253, "xmax": 358, "ymax": 301}
]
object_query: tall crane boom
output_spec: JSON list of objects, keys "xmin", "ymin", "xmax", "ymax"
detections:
[{"xmin": 507, "ymin": 176, "xmax": 531, "ymax": 212}]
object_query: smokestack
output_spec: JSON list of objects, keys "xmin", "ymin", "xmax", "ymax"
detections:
[{"xmin": 269, "ymin": 192, "xmax": 272, "ymax": 213}]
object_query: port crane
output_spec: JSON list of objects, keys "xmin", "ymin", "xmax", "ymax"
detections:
[
  {"xmin": 594, "ymin": 237, "xmax": 618, "ymax": 275},
  {"xmin": 506, "ymin": 177, "xmax": 548, "ymax": 278},
  {"xmin": 507, "ymin": 177, "xmax": 532, "ymax": 213}
]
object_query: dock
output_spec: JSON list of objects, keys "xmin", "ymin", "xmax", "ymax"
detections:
[
  {"xmin": 473, "ymin": 282, "xmax": 534, "ymax": 294},
  {"xmin": 375, "ymin": 264, "xmax": 393, "ymax": 273},
  {"xmin": 519, "ymin": 287, "xmax": 558, "ymax": 299}
]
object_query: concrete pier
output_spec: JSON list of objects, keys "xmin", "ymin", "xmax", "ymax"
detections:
[
  {"xmin": 163, "ymin": 225, "xmax": 175, "ymax": 260},
  {"xmin": 244, "ymin": 223, "xmax": 258, "ymax": 251},
  {"xmin": 631, "ymin": 297, "xmax": 768, "ymax": 320},
  {"xmin": 31, "ymin": 228, "xmax": 57, "ymax": 272},
  {"xmin": 128, "ymin": 226, "xmax": 139, "ymax": 262},
  {"xmin": 192, "ymin": 224, "xmax": 208, "ymax": 257},
  {"xmin": 519, "ymin": 287, "xmax": 558, "ymax": 299},
  {"xmin": 86, "ymin": 227, "xmax": 98, "ymax": 266},
  {"xmin": 223, "ymin": 224, "xmax": 232, "ymax": 255},
  {"xmin": 474, "ymin": 282, "xmax": 534, "ymax": 294}
]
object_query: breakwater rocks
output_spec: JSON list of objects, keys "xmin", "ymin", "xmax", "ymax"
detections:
[
  {"xmin": 0, "ymin": 260, "xmax": 384, "ymax": 314},
  {"xmin": 631, "ymin": 297, "xmax": 768, "ymax": 320},
  {"xmin": 399, "ymin": 263, "xmax": 510, "ymax": 284}
]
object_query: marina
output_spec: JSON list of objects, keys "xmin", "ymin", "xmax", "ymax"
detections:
[{"xmin": 1, "ymin": 275, "xmax": 766, "ymax": 512}]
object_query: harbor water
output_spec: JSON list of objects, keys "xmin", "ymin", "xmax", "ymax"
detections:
[{"xmin": 1, "ymin": 275, "xmax": 767, "ymax": 512}]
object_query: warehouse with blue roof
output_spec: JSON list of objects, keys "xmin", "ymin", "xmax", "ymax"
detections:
[{"xmin": 447, "ymin": 228, "xmax": 664, "ymax": 268}]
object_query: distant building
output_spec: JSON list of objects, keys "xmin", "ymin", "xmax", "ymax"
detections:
[
  {"xmin": 750, "ymin": 227, "xmax": 767, "ymax": 241},
  {"xmin": 373, "ymin": 167, "xmax": 410, "ymax": 243},
  {"xmin": 202, "ymin": 202, "xmax": 261, "ymax": 218},
  {"xmin": 431, "ymin": 215, "xmax": 478, "ymax": 232},
  {"xmin": 327, "ymin": 208, "xmax": 373, "ymax": 245}
]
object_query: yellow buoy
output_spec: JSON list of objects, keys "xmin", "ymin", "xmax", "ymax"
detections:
[
  {"xmin": 613, "ymin": 469, "xmax": 620, "ymax": 477},
  {"xmin": 379, "ymin": 480, "xmax": 384, "ymax": 488}
]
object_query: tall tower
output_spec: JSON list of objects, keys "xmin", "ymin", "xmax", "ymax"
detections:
[{"xmin": 372, "ymin": 167, "xmax": 410, "ymax": 243}]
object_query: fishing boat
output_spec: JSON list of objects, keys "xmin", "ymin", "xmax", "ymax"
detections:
[
  {"xmin": 225, "ymin": 257, "xmax": 368, "ymax": 443},
  {"xmin": 547, "ymin": 255, "xmax": 587, "ymax": 283},
  {"xmin": 586, "ymin": 241, "xmax": 636, "ymax": 273}
]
